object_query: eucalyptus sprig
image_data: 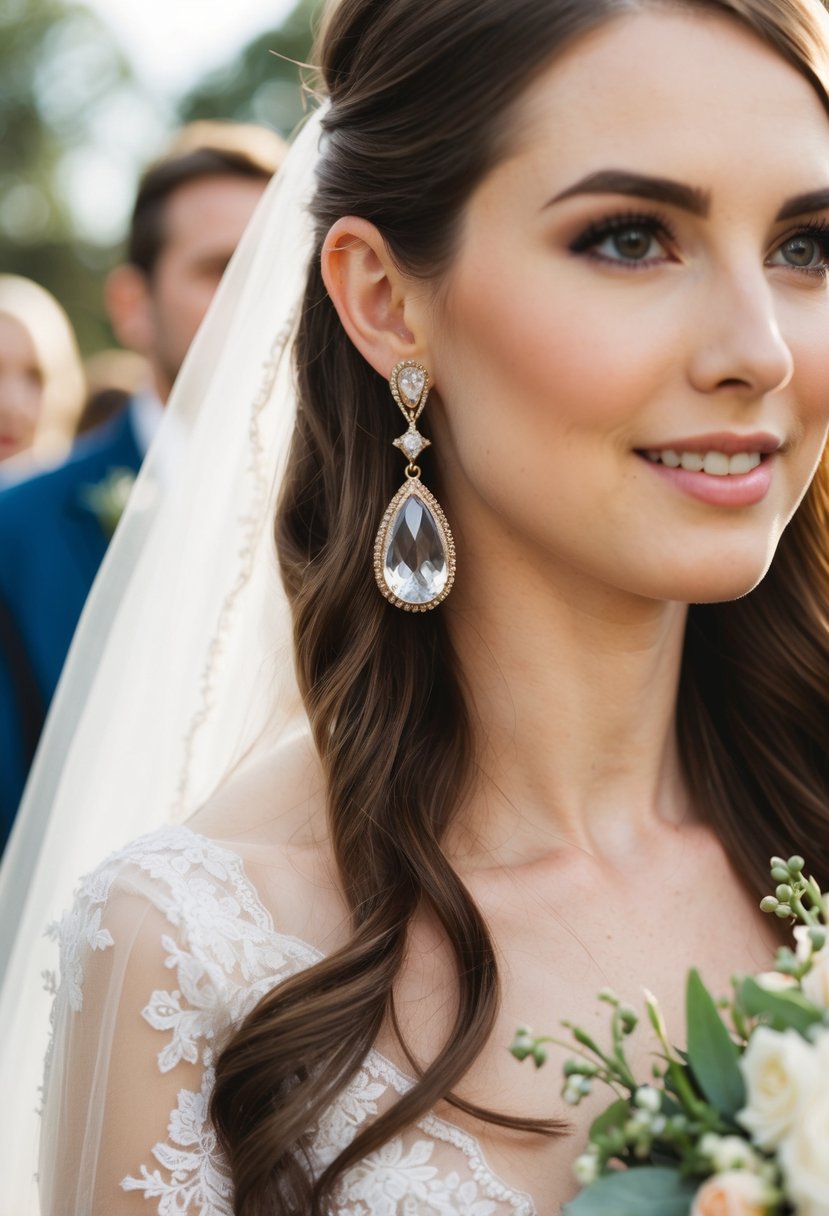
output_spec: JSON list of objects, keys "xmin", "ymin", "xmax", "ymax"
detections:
[{"xmin": 758, "ymin": 855, "xmax": 827, "ymax": 983}]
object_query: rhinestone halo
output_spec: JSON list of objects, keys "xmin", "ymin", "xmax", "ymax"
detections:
[{"xmin": 374, "ymin": 477, "xmax": 456, "ymax": 611}]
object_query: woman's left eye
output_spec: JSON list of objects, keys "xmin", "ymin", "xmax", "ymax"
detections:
[{"xmin": 769, "ymin": 229, "xmax": 829, "ymax": 273}]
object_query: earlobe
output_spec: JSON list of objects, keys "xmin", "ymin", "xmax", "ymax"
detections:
[{"xmin": 321, "ymin": 216, "xmax": 425, "ymax": 377}]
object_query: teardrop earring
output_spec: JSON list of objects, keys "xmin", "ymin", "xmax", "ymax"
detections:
[{"xmin": 374, "ymin": 360, "xmax": 456, "ymax": 611}]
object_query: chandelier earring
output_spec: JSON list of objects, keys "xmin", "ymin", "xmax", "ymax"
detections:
[{"xmin": 374, "ymin": 359, "xmax": 456, "ymax": 611}]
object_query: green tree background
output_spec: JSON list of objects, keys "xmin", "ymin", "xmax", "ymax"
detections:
[
  {"xmin": 0, "ymin": 0, "xmax": 320, "ymax": 355},
  {"xmin": 180, "ymin": 0, "xmax": 319, "ymax": 134}
]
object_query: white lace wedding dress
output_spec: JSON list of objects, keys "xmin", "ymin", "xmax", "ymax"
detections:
[{"xmin": 40, "ymin": 824, "xmax": 538, "ymax": 1215}]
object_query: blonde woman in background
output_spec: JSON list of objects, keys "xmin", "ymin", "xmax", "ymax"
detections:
[{"xmin": 0, "ymin": 274, "xmax": 85, "ymax": 477}]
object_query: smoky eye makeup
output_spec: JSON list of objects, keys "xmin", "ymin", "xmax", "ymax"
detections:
[
  {"xmin": 565, "ymin": 209, "xmax": 829, "ymax": 277},
  {"xmin": 566, "ymin": 209, "xmax": 678, "ymax": 264}
]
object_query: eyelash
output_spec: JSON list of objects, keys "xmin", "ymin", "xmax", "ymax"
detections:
[
  {"xmin": 568, "ymin": 210, "xmax": 676, "ymax": 266},
  {"xmin": 568, "ymin": 210, "xmax": 829, "ymax": 277}
]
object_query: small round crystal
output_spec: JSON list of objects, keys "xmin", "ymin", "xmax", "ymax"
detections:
[{"xmin": 394, "ymin": 428, "xmax": 429, "ymax": 460}]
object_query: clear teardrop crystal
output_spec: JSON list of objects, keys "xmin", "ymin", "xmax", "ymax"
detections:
[
  {"xmin": 383, "ymin": 491, "xmax": 448, "ymax": 604},
  {"xmin": 397, "ymin": 366, "xmax": 426, "ymax": 407}
]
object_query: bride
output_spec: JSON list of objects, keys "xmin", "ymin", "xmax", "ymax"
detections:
[{"xmin": 4, "ymin": 0, "xmax": 829, "ymax": 1211}]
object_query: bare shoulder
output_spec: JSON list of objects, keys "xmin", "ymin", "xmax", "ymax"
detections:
[
  {"xmin": 187, "ymin": 724, "xmax": 326, "ymax": 849},
  {"xmin": 185, "ymin": 725, "xmax": 348, "ymax": 948}
]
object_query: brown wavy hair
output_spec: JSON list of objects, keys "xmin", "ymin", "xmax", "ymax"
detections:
[{"xmin": 211, "ymin": 1, "xmax": 829, "ymax": 1211}]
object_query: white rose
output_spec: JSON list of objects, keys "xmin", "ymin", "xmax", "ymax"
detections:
[
  {"xmin": 690, "ymin": 1171, "xmax": 767, "ymax": 1216},
  {"xmin": 779, "ymin": 1079, "xmax": 829, "ymax": 1216},
  {"xmin": 738, "ymin": 1026, "xmax": 819, "ymax": 1149}
]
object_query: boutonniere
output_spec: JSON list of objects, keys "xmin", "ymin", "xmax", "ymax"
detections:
[
  {"xmin": 512, "ymin": 854, "xmax": 829, "ymax": 1216},
  {"xmin": 79, "ymin": 466, "xmax": 137, "ymax": 538}
]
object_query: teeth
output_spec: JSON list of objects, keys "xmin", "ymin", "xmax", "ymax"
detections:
[
  {"xmin": 648, "ymin": 450, "xmax": 763, "ymax": 475},
  {"xmin": 728, "ymin": 452, "xmax": 756, "ymax": 474},
  {"xmin": 702, "ymin": 451, "xmax": 730, "ymax": 476}
]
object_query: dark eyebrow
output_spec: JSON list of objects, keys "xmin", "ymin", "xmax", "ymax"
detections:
[
  {"xmin": 776, "ymin": 188, "xmax": 829, "ymax": 220},
  {"xmin": 547, "ymin": 170, "xmax": 710, "ymax": 216}
]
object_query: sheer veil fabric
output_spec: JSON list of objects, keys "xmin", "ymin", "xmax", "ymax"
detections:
[{"xmin": 0, "ymin": 104, "xmax": 326, "ymax": 1212}]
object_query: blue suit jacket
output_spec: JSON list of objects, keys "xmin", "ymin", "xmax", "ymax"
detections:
[{"xmin": 0, "ymin": 408, "xmax": 142, "ymax": 848}]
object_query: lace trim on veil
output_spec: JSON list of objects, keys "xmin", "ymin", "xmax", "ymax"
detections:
[{"xmin": 173, "ymin": 307, "xmax": 298, "ymax": 815}]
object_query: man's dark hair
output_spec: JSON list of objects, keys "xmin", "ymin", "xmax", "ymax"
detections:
[{"xmin": 128, "ymin": 122, "xmax": 287, "ymax": 275}]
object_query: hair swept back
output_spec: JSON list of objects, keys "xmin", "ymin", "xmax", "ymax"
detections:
[{"xmin": 211, "ymin": 0, "xmax": 829, "ymax": 1211}]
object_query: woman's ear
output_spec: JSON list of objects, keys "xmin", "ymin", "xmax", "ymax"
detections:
[{"xmin": 321, "ymin": 216, "xmax": 428, "ymax": 377}]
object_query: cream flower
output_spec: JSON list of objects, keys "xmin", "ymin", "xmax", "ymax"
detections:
[
  {"xmin": 779, "ymin": 1077, "xmax": 829, "ymax": 1216},
  {"xmin": 700, "ymin": 1135, "xmax": 760, "ymax": 1173},
  {"xmin": 754, "ymin": 972, "xmax": 798, "ymax": 993},
  {"xmin": 738, "ymin": 1026, "xmax": 819, "ymax": 1149},
  {"xmin": 690, "ymin": 1171, "xmax": 768, "ymax": 1216},
  {"xmin": 796, "ymin": 933, "xmax": 829, "ymax": 1008}
]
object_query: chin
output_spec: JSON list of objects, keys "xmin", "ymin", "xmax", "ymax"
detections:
[
  {"xmin": 633, "ymin": 544, "xmax": 778, "ymax": 605},
  {"xmin": 687, "ymin": 574, "xmax": 767, "ymax": 605}
]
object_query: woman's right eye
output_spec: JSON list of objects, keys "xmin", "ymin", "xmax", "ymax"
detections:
[
  {"xmin": 569, "ymin": 213, "xmax": 676, "ymax": 266},
  {"xmin": 594, "ymin": 225, "xmax": 666, "ymax": 262}
]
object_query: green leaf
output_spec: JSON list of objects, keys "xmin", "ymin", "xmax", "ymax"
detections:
[
  {"xmin": 685, "ymin": 968, "xmax": 745, "ymax": 1118},
  {"xmin": 738, "ymin": 976, "xmax": 824, "ymax": 1037},
  {"xmin": 589, "ymin": 1097, "xmax": 630, "ymax": 1141},
  {"xmin": 563, "ymin": 1167, "xmax": 695, "ymax": 1215}
]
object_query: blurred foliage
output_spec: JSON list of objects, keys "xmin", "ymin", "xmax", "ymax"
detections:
[
  {"xmin": 0, "ymin": 0, "xmax": 320, "ymax": 358},
  {"xmin": 178, "ymin": 0, "xmax": 322, "ymax": 136},
  {"xmin": 0, "ymin": 0, "xmax": 151, "ymax": 352}
]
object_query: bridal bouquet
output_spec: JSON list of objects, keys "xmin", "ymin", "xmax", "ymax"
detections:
[{"xmin": 511, "ymin": 855, "xmax": 829, "ymax": 1215}]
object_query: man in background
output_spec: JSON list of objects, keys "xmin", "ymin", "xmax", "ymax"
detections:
[{"xmin": 0, "ymin": 121, "xmax": 286, "ymax": 847}]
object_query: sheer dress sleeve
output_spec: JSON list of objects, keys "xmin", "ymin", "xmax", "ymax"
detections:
[{"xmin": 38, "ymin": 826, "xmax": 300, "ymax": 1216}]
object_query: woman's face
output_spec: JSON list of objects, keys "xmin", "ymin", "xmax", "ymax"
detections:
[
  {"xmin": 428, "ymin": 8, "xmax": 829, "ymax": 605},
  {"xmin": 0, "ymin": 313, "xmax": 43, "ymax": 461}
]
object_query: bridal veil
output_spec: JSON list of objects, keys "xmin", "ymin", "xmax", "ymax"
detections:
[{"xmin": 0, "ymin": 103, "xmax": 326, "ymax": 1212}]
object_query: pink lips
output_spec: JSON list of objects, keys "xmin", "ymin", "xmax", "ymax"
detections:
[
  {"xmin": 637, "ymin": 432, "xmax": 781, "ymax": 508},
  {"xmin": 642, "ymin": 458, "xmax": 773, "ymax": 507}
]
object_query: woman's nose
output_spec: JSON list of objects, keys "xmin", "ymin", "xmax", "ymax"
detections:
[{"xmin": 686, "ymin": 265, "xmax": 794, "ymax": 398}]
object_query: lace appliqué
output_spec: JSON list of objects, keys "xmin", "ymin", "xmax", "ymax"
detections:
[
  {"xmin": 334, "ymin": 1136, "xmax": 502, "ymax": 1216},
  {"xmin": 122, "ymin": 1067, "xmax": 232, "ymax": 1216},
  {"xmin": 49, "ymin": 826, "xmax": 536, "ymax": 1215},
  {"xmin": 322, "ymin": 1055, "xmax": 535, "ymax": 1216}
]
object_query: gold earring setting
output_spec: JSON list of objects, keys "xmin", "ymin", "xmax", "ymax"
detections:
[{"xmin": 374, "ymin": 360, "xmax": 455, "ymax": 611}]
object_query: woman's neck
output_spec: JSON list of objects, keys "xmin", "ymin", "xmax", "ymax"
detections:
[{"xmin": 445, "ymin": 556, "xmax": 691, "ymax": 868}]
